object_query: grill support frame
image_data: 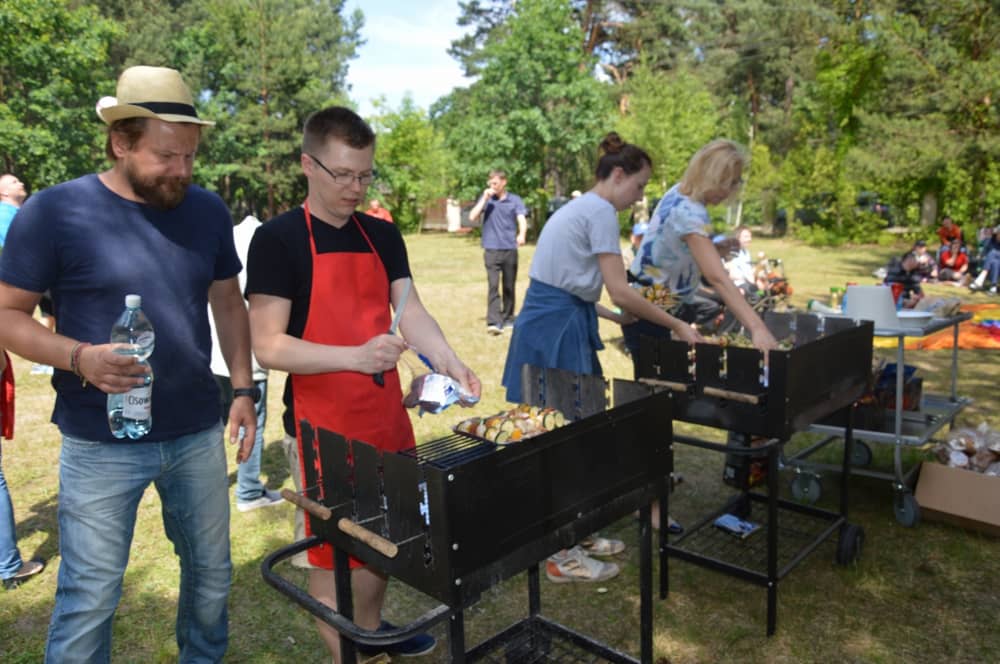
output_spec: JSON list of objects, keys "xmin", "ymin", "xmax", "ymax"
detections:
[{"xmin": 262, "ymin": 374, "xmax": 671, "ymax": 662}]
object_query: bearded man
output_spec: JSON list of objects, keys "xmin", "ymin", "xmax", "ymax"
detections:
[{"xmin": 0, "ymin": 65, "xmax": 256, "ymax": 663}]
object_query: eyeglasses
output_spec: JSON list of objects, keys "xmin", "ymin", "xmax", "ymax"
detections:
[{"xmin": 306, "ymin": 153, "xmax": 376, "ymax": 186}]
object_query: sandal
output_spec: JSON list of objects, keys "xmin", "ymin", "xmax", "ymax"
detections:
[{"xmin": 579, "ymin": 535, "xmax": 626, "ymax": 557}]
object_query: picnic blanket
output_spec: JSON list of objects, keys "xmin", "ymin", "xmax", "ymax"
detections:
[{"xmin": 872, "ymin": 304, "xmax": 1000, "ymax": 350}]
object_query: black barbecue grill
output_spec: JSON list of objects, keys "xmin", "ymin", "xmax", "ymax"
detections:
[
  {"xmin": 634, "ymin": 311, "xmax": 874, "ymax": 635},
  {"xmin": 263, "ymin": 367, "xmax": 672, "ymax": 663},
  {"xmin": 637, "ymin": 311, "xmax": 874, "ymax": 439}
]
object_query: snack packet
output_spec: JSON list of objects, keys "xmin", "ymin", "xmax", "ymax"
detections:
[{"xmin": 403, "ymin": 372, "xmax": 478, "ymax": 416}]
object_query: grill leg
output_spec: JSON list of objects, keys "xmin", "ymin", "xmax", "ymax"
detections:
[
  {"xmin": 333, "ymin": 548, "xmax": 357, "ymax": 663},
  {"xmin": 766, "ymin": 445, "xmax": 780, "ymax": 637},
  {"xmin": 448, "ymin": 611, "xmax": 466, "ymax": 663},
  {"xmin": 527, "ymin": 563, "xmax": 541, "ymax": 617},
  {"xmin": 840, "ymin": 409, "xmax": 854, "ymax": 520},
  {"xmin": 639, "ymin": 503, "xmax": 653, "ymax": 664},
  {"xmin": 659, "ymin": 450, "xmax": 670, "ymax": 600}
]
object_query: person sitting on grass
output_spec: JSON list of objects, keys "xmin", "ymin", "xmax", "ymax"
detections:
[
  {"xmin": 971, "ymin": 226, "xmax": 1000, "ymax": 294},
  {"xmin": 936, "ymin": 215, "xmax": 964, "ymax": 248},
  {"xmin": 884, "ymin": 251, "xmax": 924, "ymax": 308},
  {"xmin": 911, "ymin": 239, "xmax": 938, "ymax": 282},
  {"xmin": 937, "ymin": 238, "xmax": 970, "ymax": 286}
]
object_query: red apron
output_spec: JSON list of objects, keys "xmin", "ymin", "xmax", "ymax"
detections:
[
  {"xmin": 1, "ymin": 351, "xmax": 13, "ymax": 439},
  {"xmin": 293, "ymin": 202, "xmax": 414, "ymax": 568}
]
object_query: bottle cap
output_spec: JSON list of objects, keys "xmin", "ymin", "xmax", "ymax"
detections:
[{"xmin": 125, "ymin": 294, "xmax": 142, "ymax": 308}]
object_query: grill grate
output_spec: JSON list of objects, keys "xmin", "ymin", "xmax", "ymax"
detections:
[{"xmin": 400, "ymin": 432, "xmax": 498, "ymax": 469}]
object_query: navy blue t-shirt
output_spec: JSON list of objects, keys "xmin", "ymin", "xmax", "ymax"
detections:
[
  {"xmin": 0, "ymin": 174, "xmax": 240, "ymax": 442},
  {"xmin": 480, "ymin": 193, "xmax": 527, "ymax": 250}
]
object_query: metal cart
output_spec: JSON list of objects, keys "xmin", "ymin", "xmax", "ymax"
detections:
[{"xmin": 788, "ymin": 312, "xmax": 974, "ymax": 527}]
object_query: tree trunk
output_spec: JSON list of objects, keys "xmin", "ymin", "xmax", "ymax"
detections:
[{"xmin": 920, "ymin": 190, "xmax": 938, "ymax": 227}]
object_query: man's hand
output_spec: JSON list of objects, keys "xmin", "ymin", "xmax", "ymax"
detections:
[
  {"xmin": 516, "ymin": 233, "xmax": 527, "ymax": 247},
  {"xmin": 227, "ymin": 397, "xmax": 257, "ymax": 463},
  {"xmin": 441, "ymin": 358, "xmax": 482, "ymax": 405},
  {"xmin": 78, "ymin": 343, "xmax": 152, "ymax": 393},
  {"xmin": 356, "ymin": 334, "xmax": 406, "ymax": 375}
]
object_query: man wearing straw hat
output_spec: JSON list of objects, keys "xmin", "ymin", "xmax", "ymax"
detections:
[{"xmin": 0, "ymin": 65, "xmax": 256, "ymax": 663}]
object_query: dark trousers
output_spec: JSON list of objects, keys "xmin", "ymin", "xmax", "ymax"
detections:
[{"xmin": 484, "ymin": 249, "xmax": 518, "ymax": 327}]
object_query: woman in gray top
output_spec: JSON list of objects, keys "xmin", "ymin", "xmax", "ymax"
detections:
[{"xmin": 502, "ymin": 133, "xmax": 698, "ymax": 404}]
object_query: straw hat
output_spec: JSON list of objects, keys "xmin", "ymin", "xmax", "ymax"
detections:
[{"xmin": 96, "ymin": 66, "xmax": 214, "ymax": 126}]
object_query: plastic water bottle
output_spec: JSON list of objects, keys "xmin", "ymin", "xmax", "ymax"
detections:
[
  {"xmin": 807, "ymin": 299, "xmax": 842, "ymax": 315},
  {"xmin": 107, "ymin": 294, "xmax": 155, "ymax": 439}
]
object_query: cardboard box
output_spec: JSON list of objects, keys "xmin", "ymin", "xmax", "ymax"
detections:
[{"xmin": 915, "ymin": 462, "xmax": 1000, "ymax": 536}]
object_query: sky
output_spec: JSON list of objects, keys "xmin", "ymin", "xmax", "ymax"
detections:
[{"xmin": 345, "ymin": 0, "xmax": 471, "ymax": 117}]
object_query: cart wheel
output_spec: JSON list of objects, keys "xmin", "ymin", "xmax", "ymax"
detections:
[
  {"xmin": 790, "ymin": 473, "xmax": 821, "ymax": 504},
  {"xmin": 850, "ymin": 441, "xmax": 873, "ymax": 468},
  {"xmin": 894, "ymin": 491, "xmax": 921, "ymax": 527},
  {"xmin": 835, "ymin": 523, "xmax": 865, "ymax": 565}
]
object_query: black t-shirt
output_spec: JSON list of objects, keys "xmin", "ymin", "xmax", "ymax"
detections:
[
  {"xmin": 245, "ymin": 206, "xmax": 411, "ymax": 435},
  {"xmin": 884, "ymin": 257, "xmax": 923, "ymax": 298}
]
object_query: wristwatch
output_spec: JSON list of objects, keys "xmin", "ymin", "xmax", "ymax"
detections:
[{"xmin": 233, "ymin": 386, "xmax": 261, "ymax": 402}]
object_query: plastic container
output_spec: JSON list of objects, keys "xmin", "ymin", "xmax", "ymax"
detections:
[
  {"xmin": 107, "ymin": 294, "xmax": 155, "ymax": 439},
  {"xmin": 844, "ymin": 285, "xmax": 898, "ymax": 329},
  {"xmin": 829, "ymin": 287, "xmax": 844, "ymax": 310}
]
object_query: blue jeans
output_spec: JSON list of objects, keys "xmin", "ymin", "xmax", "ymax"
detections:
[
  {"xmin": 45, "ymin": 424, "xmax": 231, "ymax": 664},
  {"xmin": 215, "ymin": 376, "xmax": 268, "ymax": 502},
  {"xmin": 983, "ymin": 249, "xmax": 1000, "ymax": 285},
  {"xmin": 0, "ymin": 440, "xmax": 26, "ymax": 579}
]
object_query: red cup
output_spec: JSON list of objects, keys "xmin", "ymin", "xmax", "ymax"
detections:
[{"xmin": 890, "ymin": 282, "xmax": 904, "ymax": 305}]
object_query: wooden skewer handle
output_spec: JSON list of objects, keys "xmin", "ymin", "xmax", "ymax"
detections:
[
  {"xmin": 338, "ymin": 518, "xmax": 399, "ymax": 559},
  {"xmin": 702, "ymin": 386, "xmax": 761, "ymax": 405},
  {"xmin": 280, "ymin": 488, "xmax": 332, "ymax": 521},
  {"xmin": 638, "ymin": 377, "xmax": 690, "ymax": 393}
]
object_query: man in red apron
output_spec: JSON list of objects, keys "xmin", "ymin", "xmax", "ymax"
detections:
[{"xmin": 246, "ymin": 107, "xmax": 480, "ymax": 662}]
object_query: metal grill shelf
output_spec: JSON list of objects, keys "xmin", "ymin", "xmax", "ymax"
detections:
[
  {"xmin": 660, "ymin": 430, "xmax": 863, "ymax": 636},
  {"xmin": 668, "ymin": 494, "xmax": 840, "ymax": 580},
  {"xmin": 467, "ymin": 616, "xmax": 637, "ymax": 664}
]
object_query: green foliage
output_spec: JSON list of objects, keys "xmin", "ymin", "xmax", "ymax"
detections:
[
  {"xmin": 439, "ymin": 0, "xmax": 610, "ymax": 220},
  {"xmin": 369, "ymin": 96, "xmax": 451, "ymax": 233},
  {"xmin": 848, "ymin": 0, "xmax": 1000, "ymax": 228},
  {"xmin": 0, "ymin": 0, "xmax": 121, "ymax": 189},
  {"xmin": 177, "ymin": 0, "xmax": 363, "ymax": 219},
  {"xmin": 614, "ymin": 63, "xmax": 718, "ymax": 193},
  {"xmin": 5, "ymin": 0, "xmax": 996, "ymax": 245}
]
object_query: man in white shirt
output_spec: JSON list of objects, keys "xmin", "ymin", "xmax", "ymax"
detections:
[{"xmin": 209, "ymin": 215, "xmax": 283, "ymax": 511}]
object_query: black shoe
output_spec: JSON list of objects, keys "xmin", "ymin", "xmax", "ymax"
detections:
[
  {"xmin": 3, "ymin": 559, "xmax": 44, "ymax": 590},
  {"xmin": 355, "ymin": 620, "xmax": 436, "ymax": 657}
]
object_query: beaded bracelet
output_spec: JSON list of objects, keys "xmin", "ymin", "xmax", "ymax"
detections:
[{"xmin": 70, "ymin": 342, "xmax": 92, "ymax": 387}]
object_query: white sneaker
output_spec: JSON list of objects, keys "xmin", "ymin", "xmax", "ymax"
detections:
[
  {"xmin": 236, "ymin": 488, "xmax": 284, "ymax": 512},
  {"xmin": 545, "ymin": 546, "xmax": 620, "ymax": 583},
  {"xmin": 487, "ymin": 324, "xmax": 504, "ymax": 335}
]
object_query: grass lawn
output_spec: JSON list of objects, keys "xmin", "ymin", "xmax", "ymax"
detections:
[{"xmin": 1, "ymin": 231, "xmax": 998, "ymax": 663}]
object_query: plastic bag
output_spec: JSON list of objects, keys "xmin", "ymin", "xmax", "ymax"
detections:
[{"xmin": 401, "ymin": 356, "xmax": 478, "ymax": 416}]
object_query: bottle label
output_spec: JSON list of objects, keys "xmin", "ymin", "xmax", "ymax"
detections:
[{"xmin": 123, "ymin": 385, "xmax": 152, "ymax": 419}]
